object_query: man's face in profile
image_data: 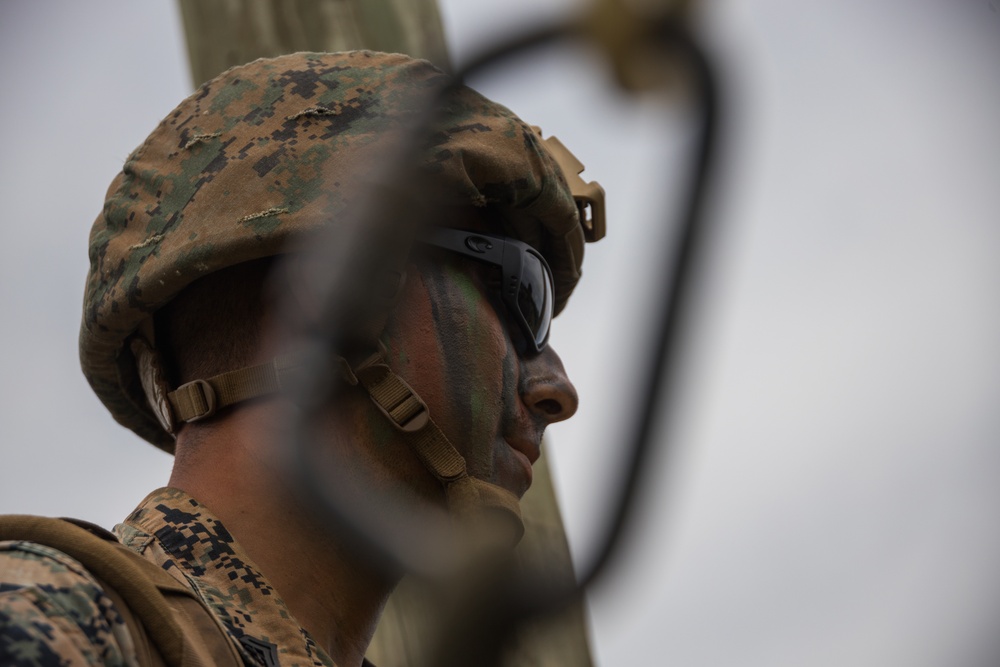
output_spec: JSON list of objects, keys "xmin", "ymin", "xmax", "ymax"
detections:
[{"xmin": 374, "ymin": 244, "xmax": 579, "ymax": 500}]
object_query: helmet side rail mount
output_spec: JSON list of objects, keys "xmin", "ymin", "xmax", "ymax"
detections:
[{"xmin": 532, "ymin": 127, "xmax": 606, "ymax": 243}]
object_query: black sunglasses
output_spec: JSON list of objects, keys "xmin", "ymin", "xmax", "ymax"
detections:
[{"xmin": 421, "ymin": 228, "xmax": 554, "ymax": 355}]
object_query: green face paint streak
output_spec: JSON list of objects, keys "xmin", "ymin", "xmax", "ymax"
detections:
[
  {"xmin": 423, "ymin": 264, "xmax": 480, "ymax": 452},
  {"xmin": 416, "ymin": 255, "xmax": 523, "ymax": 486},
  {"xmin": 499, "ymin": 344, "xmax": 519, "ymax": 428},
  {"xmin": 452, "ymin": 266, "xmax": 494, "ymax": 436},
  {"xmin": 453, "ymin": 269, "xmax": 481, "ymax": 326}
]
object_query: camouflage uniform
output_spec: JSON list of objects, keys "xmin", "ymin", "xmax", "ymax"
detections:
[
  {"xmin": 0, "ymin": 542, "xmax": 139, "ymax": 666},
  {"xmin": 0, "ymin": 487, "xmax": 359, "ymax": 667}
]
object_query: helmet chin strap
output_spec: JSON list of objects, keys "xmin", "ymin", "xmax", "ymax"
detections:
[
  {"xmin": 135, "ymin": 334, "xmax": 526, "ymax": 548},
  {"xmin": 346, "ymin": 347, "xmax": 525, "ymax": 547}
]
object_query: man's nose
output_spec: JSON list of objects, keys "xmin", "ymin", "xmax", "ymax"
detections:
[{"xmin": 520, "ymin": 347, "xmax": 579, "ymax": 424}]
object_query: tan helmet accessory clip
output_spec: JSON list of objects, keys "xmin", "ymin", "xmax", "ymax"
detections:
[{"xmin": 532, "ymin": 127, "xmax": 606, "ymax": 242}]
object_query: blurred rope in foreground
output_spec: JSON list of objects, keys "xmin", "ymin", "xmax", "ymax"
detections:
[{"xmin": 281, "ymin": 2, "xmax": 721, "ymax": 664}]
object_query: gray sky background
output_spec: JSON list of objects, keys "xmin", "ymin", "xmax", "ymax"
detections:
[{"xmin": 2, "ymin": 1, "xmax": 1000, "ymax": 665}]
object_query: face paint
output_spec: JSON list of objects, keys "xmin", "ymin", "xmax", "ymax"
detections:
[{"xmin": 380, "ymin": 256, "xmax": 538, "ymax": 498}]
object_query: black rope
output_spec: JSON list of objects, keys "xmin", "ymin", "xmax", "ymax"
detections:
[
  {"xmin": 284, "ymin": 11, "xmax": 721, "ymax": 662},
  {"xmin": 426, "ymin": 19, "xmax": 722, "ymax": 664}
]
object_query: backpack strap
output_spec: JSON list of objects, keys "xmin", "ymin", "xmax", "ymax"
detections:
[{"xmin": 0, "ymin": 515, "xmax": 242, "ymax": 667}]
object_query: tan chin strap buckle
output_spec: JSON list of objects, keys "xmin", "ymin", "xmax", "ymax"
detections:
[
  {"xmin": 170, "ymin": 379, "xmax": 217, "ymax": 422},
  {"xmin": 167, "ymin": 354, "xmax": 304, "ymax": 424},
  {"xmin": 351, "ymin": 350, "xmax": 431, "ymax": 433},
  {"xmin": 347, "ymin": 348, "xmax": 526, "ymax": 546}
]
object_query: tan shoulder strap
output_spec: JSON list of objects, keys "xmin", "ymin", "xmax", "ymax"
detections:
[{"xmin": 0, "ymin": 516, "xmax": 241, "ymax": 667}]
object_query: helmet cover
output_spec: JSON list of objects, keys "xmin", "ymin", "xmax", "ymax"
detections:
[{"xmin": 81, "ymin": 50, "xmax": 588, "ymax": 450}]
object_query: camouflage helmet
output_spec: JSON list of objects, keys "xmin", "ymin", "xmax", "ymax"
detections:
[{"xmin": 81, "ymin": 51, "xmax": 602, "ymax": 451}]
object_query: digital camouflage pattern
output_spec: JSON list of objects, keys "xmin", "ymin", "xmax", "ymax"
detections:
[
  {"xmin": 1, "ymin": 488, "xmax": 346, "ymax": 667},
  {"xmin": 115, "ymin": 488, "xmax": 337, "ymax": 666},
  {"xmin": 0, "ymin": 541, "xmax": 139, "ymax": 666},
  {"xmin": 80, "ymin": 50, "xmax": 586, "ymax": 451}
]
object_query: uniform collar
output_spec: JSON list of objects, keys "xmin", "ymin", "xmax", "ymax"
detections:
[{"xmin": 115, "ymin": 487, "xmax": 346, "ymax": 667}]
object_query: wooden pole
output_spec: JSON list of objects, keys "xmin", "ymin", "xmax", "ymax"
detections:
[
  {"xmin": 175, "ymin": 3, "xmax": 593, "ymax": 665},
  {"xmin": 178, "ymin": 0, "xmax": 451, "ymax": 85}
]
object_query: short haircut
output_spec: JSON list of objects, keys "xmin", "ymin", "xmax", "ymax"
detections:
[{"xmin": 156, "ymin": 258, "xmax": 273, "ymax": 390}]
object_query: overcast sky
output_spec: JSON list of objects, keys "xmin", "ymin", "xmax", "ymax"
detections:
[{"xmin": 3, "ymin": 2, "xmax": 1000, "ymax": 666}]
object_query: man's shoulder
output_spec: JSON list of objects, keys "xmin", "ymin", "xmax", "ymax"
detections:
[{"xmin": 0, "ymin": 538, "xmax": 138, "ymax": 666}]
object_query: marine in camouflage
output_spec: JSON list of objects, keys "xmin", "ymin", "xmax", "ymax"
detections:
[
  {"xmin": 10, "ymin": 49, "xmax": 599, "ymax": 667},
  {"xmin": 79, "ymin": 50, "xmax": 586, "ymax": 451}
]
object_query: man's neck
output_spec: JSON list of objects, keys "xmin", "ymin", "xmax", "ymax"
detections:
[{"xmin": 168, "ymin": 407, "xmax": 394, "ymax": 667}]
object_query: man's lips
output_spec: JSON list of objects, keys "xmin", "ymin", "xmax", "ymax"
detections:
[
  {"xmin": 506, "ymin": 437, "xmax": 541, "ymax": 465},
  {"xmin": 503, "ymin": 443, "xmax": 533, "ymax": 496},
  {"xmin": 501, "ymin": 434, "xmax": 538, "ymax": 494}
]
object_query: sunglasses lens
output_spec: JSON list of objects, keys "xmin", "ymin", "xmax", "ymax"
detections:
[{"xmin": 517, "ymin": 252, "xmax": 553, "ymax": 349}]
